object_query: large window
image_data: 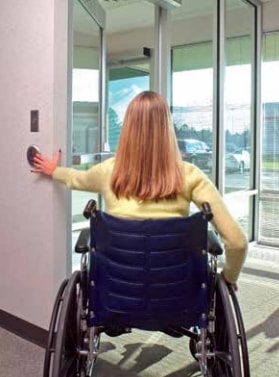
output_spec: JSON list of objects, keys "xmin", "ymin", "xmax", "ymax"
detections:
[
  {"xmin": 172, "ymin": 48, "xmax": 213, "ymax": 181},
  {"xmin": 71, "ymin": 0, "xmax": 101, "ymax": 228},
  {"xmin": 71, "ymin": 0, "xmax": 104, "ymax": 270},
  {"xmin": 259, "ymin": 31, "xmax": 279, "ymax": 246},
  {"xmin": 223, "ymin": 1, "xmax": 255, "ymax": 237},
  {"xmin": 171, "ymin": 0, "xmax": 258, "ymax": 241},
  {"xmin": 106, "ymin": 2, "xmax": 153, "ymax": 153},
  {"xmin": 172, "ymin": 42, "xmax": 214, "ymax": 181},
  {"xmin": 70, "ymin": 0, "xmax": 266, "ymax": 252}
]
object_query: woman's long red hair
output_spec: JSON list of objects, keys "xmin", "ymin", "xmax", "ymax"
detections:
[{"xmin": 111, "ymin": 91, "xmax": 184, "ymax": 200}]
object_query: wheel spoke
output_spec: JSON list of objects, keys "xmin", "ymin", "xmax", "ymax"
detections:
[
  {"xmin": 65, "ymin": 326, "xmax": 78, "ymax": 350},
  {"xmin": 215, "ymin": 351, "xmax": 232, "ymax": 367},
  {"xmin": 60, "ymin": 355, "xmax": 77, "ymax": 377}
]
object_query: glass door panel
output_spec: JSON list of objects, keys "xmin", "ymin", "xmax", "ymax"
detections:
[
  {"xmin": 105, "ymin": 2, "xmax": 154, "ymax": 148},
  {"xmin": 171, "ymin": 0, "xmax": 215, "ymax": 185},
  {"xmin": 108, "ymin": 66, "xmax": 150, "ymax": 145},
  {"xmin": 72, "ymin": 0, "xmax": 103, "ymax": 228},
  {"xmin": 71, "ymin": 0, "xmax": 105, "ymax": 269},
  {"xmin": 224, "ymin": 0, "xmax": 256, "ymax": 237},
  {"xmin": 103, "ymin": 1, "xmax": 155, "ymax": 150},
  {"xmin": 259, "ymin": 32, "xmax": 279, "ymax": 246}
]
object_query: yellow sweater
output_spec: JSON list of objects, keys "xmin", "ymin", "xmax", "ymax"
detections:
[{"xmin": 53, "ymin": 157, "xmax": 247, "ymax": 283}]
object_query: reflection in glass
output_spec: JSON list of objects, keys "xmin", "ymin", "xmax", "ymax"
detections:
[
  {"xmin": 171, "ymin": 0, "xmax": 214, "ymax": 179},
  {"xmin": 108, "ymin": 72, "xmax": 149, "ymax": 152},
  {"xmin": 105, "ymin": 3, "xmax": 153, "ymax": 152},
  {"xmin": 172, "ymin": 41, "xmax": 214, "ymax": 179},
  {"xmin": 259, "ymin": 32, "xmax": 279, "ymax": 246},
  {"xmin": 223, "ymin": 1, "xmax": 255, "ymax": 236},
  {"xmin": 72, "ymin": 0, "xmax": 100, "ymax": 225},
  {"xmin": 224, "ymin": 1, "xmax": 253, "ymax": 193},
  {"xmin": 71, "ymin": 0, "xmax": 102, "ymax": 270}
]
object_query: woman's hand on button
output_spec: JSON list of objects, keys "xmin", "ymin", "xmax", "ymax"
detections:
[{"xmin": 31, "ymin": 150, "xmax": 61, "ymax": 176}]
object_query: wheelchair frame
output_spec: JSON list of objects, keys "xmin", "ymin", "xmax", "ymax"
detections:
[{"xmin": 43, "ymin": 200, "xmax": 250, "ymax": 377}]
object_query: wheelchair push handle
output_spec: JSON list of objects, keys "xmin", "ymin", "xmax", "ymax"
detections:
[
  {"xmin": 207, "ymin": 230, "xmax": 223, "ymax": 256},
  {"xmin": 202, "ymin": 202, "xmax": 213, "ymax": 221},
  {"xmin": 83, "ymin": 199, "xmax": 97, "ymax": 219}
]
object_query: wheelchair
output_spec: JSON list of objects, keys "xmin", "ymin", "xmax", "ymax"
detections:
[{"xmin": 43, "ymin": 200, "xmax": 250, "ymax": 377}]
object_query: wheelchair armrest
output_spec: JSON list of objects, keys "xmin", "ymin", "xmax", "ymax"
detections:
[
  {"xmin": 75, "ymin": 228, "xmax": 90, "ymax": 253},
  {"xmin": 208, "ymin": 230, "xmax": 223, "ymax": 256}
]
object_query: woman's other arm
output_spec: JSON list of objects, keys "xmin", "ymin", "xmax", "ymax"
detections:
[{"xmin": 188, "ymin": 165, "xmax": 248, "ymax": 285}]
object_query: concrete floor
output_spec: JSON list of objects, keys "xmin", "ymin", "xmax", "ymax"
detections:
[{"xmin": 1, "ymin": 244, "xmax": 279, "ymax": 376}]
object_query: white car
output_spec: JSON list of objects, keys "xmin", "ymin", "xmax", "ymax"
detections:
[{"xmin": 226, "ymin": 149, "xmax": 250, "ymax": 173}]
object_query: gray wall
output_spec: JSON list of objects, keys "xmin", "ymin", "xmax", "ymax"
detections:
[{"xmin": 0, "ymin": 0, "xmax": 70, "ymax": 329}]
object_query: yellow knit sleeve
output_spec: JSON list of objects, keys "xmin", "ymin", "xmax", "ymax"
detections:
[
  {"xmin": 52, "ymin": 157, "xmax": 115, "ymax": 193},
  {"xmin": 186, "ymin": 164, "xmax": 248, "ymax": 283}
]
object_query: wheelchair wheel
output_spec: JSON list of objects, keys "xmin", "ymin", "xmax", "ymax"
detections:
[
  {"xmin": 189, "ymin": 327, "xmax": 200, "ymax": 361},
  {"xmin": 228, "ymin": 285, "xmax": 250, "ymax": 377},
  {"xmin": 209, "ymin": 276, "xmax": 242, "ymax": 377},
  {"xmin": 43, "ymin": 279, "xmax": 69, "ymax": 377},
  {"xmin": 51, "ymin": 271, "xmax": 82, "ymax": 377}
]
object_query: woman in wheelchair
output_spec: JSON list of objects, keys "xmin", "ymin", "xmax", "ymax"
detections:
[{"xmin": 33, "ymin": 91, "xmax": 249, "ymax": 377}]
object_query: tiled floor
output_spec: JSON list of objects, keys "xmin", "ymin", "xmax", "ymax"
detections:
[{"xmin": 1, "ymin": 244, "xmax": 279, "ymax": 376}]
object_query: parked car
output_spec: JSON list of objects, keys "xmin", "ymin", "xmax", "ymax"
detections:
[
  {"xmin": 177, "ymin": 138, "xmax": 212, "ymax": 170},
  {"xmin": 225, "ymin": 153, "xmax": 240, "ymax": 172},
  {"xmin": 93, "ymin": 151, "xmax": 115, "ymax": 162},
  {"xmin": 226, "ymin": 149, "xmax": 250, "ymax": 173},
  {"xmin": 72, "ymin": 151, "xmax": 115, "ymax": 166}
]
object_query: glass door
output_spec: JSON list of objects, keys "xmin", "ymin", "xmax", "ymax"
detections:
[
  {"xmin": 71, "ymin": 0, "xmax": 105, "ymax": 269},
  {"xmin": 170, "ymin": 0, "xmax": 259, "ymax": 241},
  {"xmin": 223, "ymin": 0, "xmax": 257, "ymax": 239},
  {"xmin": 171, "ymin": 0, "xmax": 215, "ymax": 216},
  {"xmin": 259, "ymin": 31, "xmax": 279, "ymax": 246}
]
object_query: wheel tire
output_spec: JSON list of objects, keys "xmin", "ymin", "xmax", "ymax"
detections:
[
  {"xmin": 189, "ymin": 327, "xmax": 200, "ymax": 361},
  {"xmin": 228, "ymin": 285, "xmax": 250, "ymax": 377},
  {"xmin": 209, "ymin": 276, "xmax": 242, "ymax": 377},
  {"xmin": 43, "ymin": 279, "xmax": 69, "ymax": 377},
  {"xmin": 189, "ymin": 338, "xmax": 199, "ymax": 361},
  {"xmin": 52, "ymin": 271, "xmax": 82, "ymax": 377}
]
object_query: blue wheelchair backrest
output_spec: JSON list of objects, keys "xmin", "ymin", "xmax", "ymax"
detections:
[{"xmin": 88, "ymin": 210, "xmax": 210, "ymax": 330}]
